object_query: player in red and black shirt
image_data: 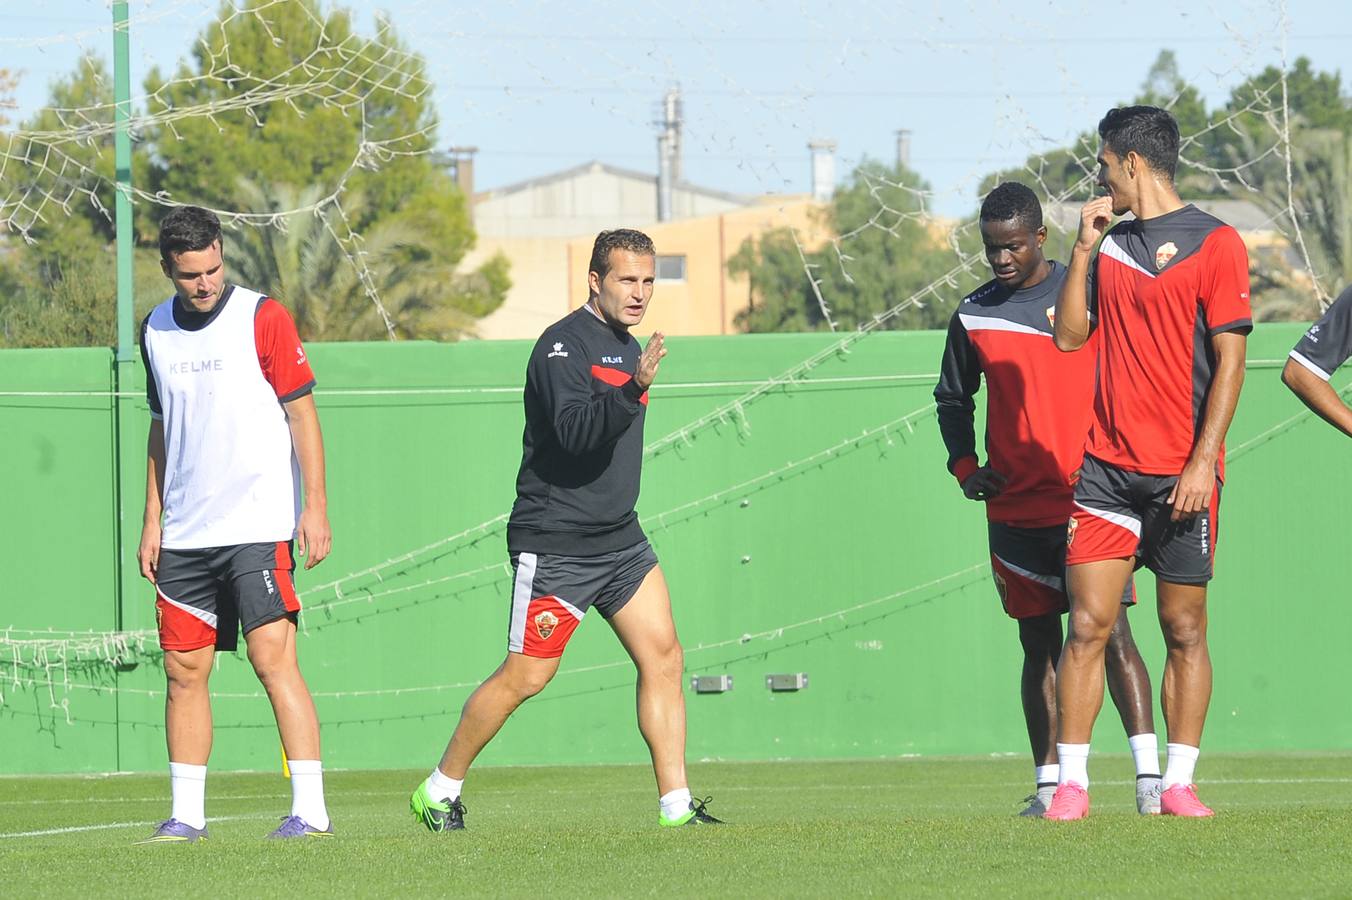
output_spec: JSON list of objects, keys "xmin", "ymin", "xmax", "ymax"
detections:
[
  {"xmin": 1048, "ymin": 107, "xmax": 1252, "ymax": 820},
  {"xmin": 936, "ymin": 182, "xmax": 1161, "ymax": 817},
  {"xmin": 1282, "ymin": 284, "xmax": 1352, "ymax": 433}
]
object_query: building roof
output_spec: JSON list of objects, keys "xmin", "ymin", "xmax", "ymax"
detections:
[{"xmin": 474, "ymin": 160, "xmax": 749, "ymax": 206}]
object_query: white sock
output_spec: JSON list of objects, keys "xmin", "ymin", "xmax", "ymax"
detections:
[
  {"xmin": 427, "ymin": 768, "xmax": 463, "ymax": 802},
  {"xmin": 169, "ymin": 762, "xmax": 207, "ymax": 830},
  {"xmin": 1163, "ymin": 743, "xmax": 1201, "ymax": 789},
  {"xmin": 1056, "ymin": 743, "xmax": 1090, "ymax": 789},
  {"xmin": 1034, "ymin": 764, "xmax": 1059, "ymax": 787},
  {"xmin": 659, "ymin": 787, "xmax": 692, "ymax": 821},
  {"xmin": 287, "ymin": 760, "xmax": 329, "ymax": 830},
  {"xmin": 1128, "ymin": 733, "xmax": 1161, "ymax": 778}
]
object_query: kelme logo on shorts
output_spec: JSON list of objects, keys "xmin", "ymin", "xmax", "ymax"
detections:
[
  {"xmin": 534, "ymin": 610, "xmax": 558, "ymax": 640},
  {"xmin": 262, "ymin": 570, "xmax": 276, "ymax": 596}
]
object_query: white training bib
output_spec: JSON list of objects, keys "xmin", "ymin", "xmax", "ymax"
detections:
[{"xmin": 143, "ymin": 287, "xmax": 300, "ymax": 549}]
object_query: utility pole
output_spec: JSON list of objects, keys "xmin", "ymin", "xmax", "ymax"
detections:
[
  {"xmin": 110, "ymin": 0, "xmax": 135, "ymax": 768},
  {"xmin": 111, "ymin": 2, "xmax": 134, "ymax": 644},
  {"xmin": 114, "ymin": 1, "xmax": 133, "ymax": 363}
]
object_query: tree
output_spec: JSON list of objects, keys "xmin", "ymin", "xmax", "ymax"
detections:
[
  {"xmin": 227, "ymin": 178, "xmax": 508, "ymax": 341},
  {"xmin": 1, "ymin": 0, "xmax": 507, "ymax": 347},
  {"xmin": 971, "ymin": 52, "xmax": 1352, "ymax": 322},
  {"xmin": 730, "ymin": 161, "xmax": 981, "ymax": 332},
  {"xmin": 0, "ymin": 68, "xmax": 17, "ymax": 129}
]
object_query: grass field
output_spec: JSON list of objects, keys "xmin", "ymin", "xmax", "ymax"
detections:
[{"xmin": 3, "ymin": 754, "xmax": 1351, "ymax": 897}]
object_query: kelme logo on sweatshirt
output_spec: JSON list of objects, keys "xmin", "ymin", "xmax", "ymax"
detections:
[{"xmin": 547, "ymin": 342, "xmax": 569, "ymax": 358}]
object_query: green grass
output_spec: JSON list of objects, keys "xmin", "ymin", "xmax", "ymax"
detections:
[{"xmin": 3, "ymin": 754, "xmax": 1351, "ymax": 897}]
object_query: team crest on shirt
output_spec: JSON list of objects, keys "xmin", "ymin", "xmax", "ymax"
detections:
[
  {"xmin": 1045, "ymin": 306, "xmax": 1056, "ymax": 327},
  {"xmin": 1066, "ymin": 516, "xmax": 1079, "ymax": 549},
  {"xmin": 1154, "ymin": 241, "xmax": 1179, "ymax": 270},
  {"xmin": 534, "ymin": 610, "xmax": 559, "ymax": 640}
]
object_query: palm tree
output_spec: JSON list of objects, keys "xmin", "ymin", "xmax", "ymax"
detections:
[{"xmin": 224, "ymin": 178, "xmax": 507, "ymax": 341}]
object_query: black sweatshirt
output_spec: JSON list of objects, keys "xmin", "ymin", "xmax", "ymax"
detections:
[{"xmin": 507, "ymin": 307, "xmax": 649, "ymax": 556}]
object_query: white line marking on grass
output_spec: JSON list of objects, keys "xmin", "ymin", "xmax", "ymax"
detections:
[
  {"xmin": 0, "ymin": 814, "xmax": 261, "ymax": 839},
  {"xmin": 0, "ymin": 790, "xmax": 401, "ymax": 807}
]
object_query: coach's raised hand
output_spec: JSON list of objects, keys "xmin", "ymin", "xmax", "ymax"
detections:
[{"xmin": 635, "ymin": 331, "xmax": 667, "ymax": 391}]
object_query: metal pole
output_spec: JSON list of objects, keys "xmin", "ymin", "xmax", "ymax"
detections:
[{"xmin": 113, "ymin": 1, "xmax": 133, "ymax": 361}]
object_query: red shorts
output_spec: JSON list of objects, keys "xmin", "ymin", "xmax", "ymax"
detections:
[
  {"xmin": 1067, "ymin": 455, "xmax": 1221, "ymax": 584},
  {"xmin": 154, "ymin": 541, "xmax": 300, "ymax": 651},
  {"xmin": 507, "ymin": 542, "xmax": 658, "ymax": 658},
  {"xmin": 989, "ymin": 521, "xmax": 1135, "ymax": 619}
]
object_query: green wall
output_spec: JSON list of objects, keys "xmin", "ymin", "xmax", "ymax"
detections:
[{"xmin": 2, "ymin": 324, "xmax": 1349, "ymax": 774}]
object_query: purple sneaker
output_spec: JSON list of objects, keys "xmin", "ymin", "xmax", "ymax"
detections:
[
  {"xmin": 136, "ymin": 818, "xmax": 208, "ymax": 844},
  {"xmin": 267, "ymin": 815, "xmax": 334, "ymax": 839}
]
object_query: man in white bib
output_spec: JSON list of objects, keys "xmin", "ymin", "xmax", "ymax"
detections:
[{"xmin": 136, "ymin": 206, "xmax": 333, "ymax": 842}]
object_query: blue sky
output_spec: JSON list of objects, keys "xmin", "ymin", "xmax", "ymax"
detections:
[{"xmin": 4, "ymin": 0, "xmax": 1350, "ymax": 217}]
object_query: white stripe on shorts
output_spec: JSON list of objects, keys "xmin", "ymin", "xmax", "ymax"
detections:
[
  {"xmin": 991, "ymin": 553, "xmax": 1064, "ymax": 591},
  {"xmin": 508, "ymin": 552, "xmax": 538, "ymax": 654},
  {"xmin": 156, "ymin": 588, "xmax": 218, "ymax": 630},
  {"xmin": 1073, "ymin": 501, "xmax": 1142, "ymax": 538}
]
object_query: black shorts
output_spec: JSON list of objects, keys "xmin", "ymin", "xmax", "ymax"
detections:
[
  {"xmin": 507, "ymin": 541, "xmax": 659, "ymax": 658},
  {"xmin": 154, "ymin": 541, "xmax": 300, "ymax": 652},
  {"xmin": 1067, "ymin": 454, "xmax": 1222, "ymax": 584},
  {"xmin": 988, "ymin": 521, "xmax": 1136, "ymax": 620}
]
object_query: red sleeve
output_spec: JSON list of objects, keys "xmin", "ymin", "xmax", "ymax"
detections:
[
  {"xmin": 1201, "ymin": 226, "xmax": 1253, "ymax": 336},
  {"xmin": 254, "ymin": 298, "xmax": 316, "ymax": 401}
]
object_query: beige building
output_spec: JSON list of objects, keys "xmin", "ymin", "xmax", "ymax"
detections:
[
  {"xmin": 566, "ymin": 197, "xmax": 829, "ymax": 337},
  {"xmin": 464, "ymin": 195, "xmax": 828, "ymax": 340},
  {"xmin": 460, "ymin": 149, "xmax": 836, "ymax": 340}
]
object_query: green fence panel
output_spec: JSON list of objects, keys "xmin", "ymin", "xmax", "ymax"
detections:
[{"xmin": 2, "ymin": 323, "xmax": 1348, "ymax": 774}]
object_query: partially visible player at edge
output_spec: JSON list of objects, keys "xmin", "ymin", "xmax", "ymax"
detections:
[
  {"xmin": 136, "ymin": 206, "xmax": 333, "ymax": 842},
  {"xmin": 936, "ymin": 182, "xmax": 1162, "ymax": 818},
  {"xmin": 410, "ymin": 229, "xmax": 723, "ymax": 831},
  {"xmin": 1048, "ymin": 107, "xmax": 1252, "ymax": 820},
  {"xmin": 1282, "ymin": 284, "xmax": 1352, "ymax": 433}
]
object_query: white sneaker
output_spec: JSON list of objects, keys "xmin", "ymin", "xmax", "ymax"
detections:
[{"xmin": 1136, "ymin": 776, "xmax": 1163, "ymax": 815}]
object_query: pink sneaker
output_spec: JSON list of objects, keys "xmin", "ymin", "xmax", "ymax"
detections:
[
  {"xmin": 1043, "ymin": 782, "xmax": 1090, "ymax": 820},
  {"xmin": 1160, "ymin": 784, "xmax": 1214, "ymax": 817}
]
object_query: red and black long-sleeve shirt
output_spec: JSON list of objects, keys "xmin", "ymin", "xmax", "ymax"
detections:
[
  {"xmin": 507, "ymin": 307, "xmax": 650, "ymax": 556},
  {"xmin": 935, "ymin": 262, "xmax": 1098, "ymax": 527}
]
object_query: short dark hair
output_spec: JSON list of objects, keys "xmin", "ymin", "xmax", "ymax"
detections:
[
  {"xmin": 1098, "ymin": 106, "xmax": 1180, "ymax": 181},
  {"xmin": 158, "ymin": 205, "xmax": 222, "ymax": 263},
  {"xmin": 588, "ymin": 228, "xmax": 655, "ymax": 282},
  {"xmin": 979, "ymin": 182, "xmax": 1043, "ymax": 233}
]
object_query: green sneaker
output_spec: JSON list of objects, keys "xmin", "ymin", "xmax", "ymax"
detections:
[
  {"xmin": 660, "ymin": 796, "xmax": 725, "ymax": 827},
  {"xmin": 410, "ymin": 781, "xmax": 466, "ymax": 832}
]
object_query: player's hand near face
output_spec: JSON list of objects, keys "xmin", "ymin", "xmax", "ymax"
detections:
[
  {"xmin": 634, "ymin": 332, "xmax": 667, "ymax": 391},
  {"xmin": 1076, "ymin": 196, "xmax": 1114, "ymax": 252},
  {"xmin": 961, "ymin": 465, "xmax": 1008, "ymax": 502},
  {"xmin": 1167, "ymin": 456, "xmax": 1215, "ymax": 522}
]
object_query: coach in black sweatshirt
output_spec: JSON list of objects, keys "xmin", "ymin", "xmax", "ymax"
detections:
[
  {"xmin": 410, "ymin": 228, "xmax": 725, "ymax": 831},
  {"xmin": 506, "ymin": 279, "xmax": 655, "ymax": 555}
]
